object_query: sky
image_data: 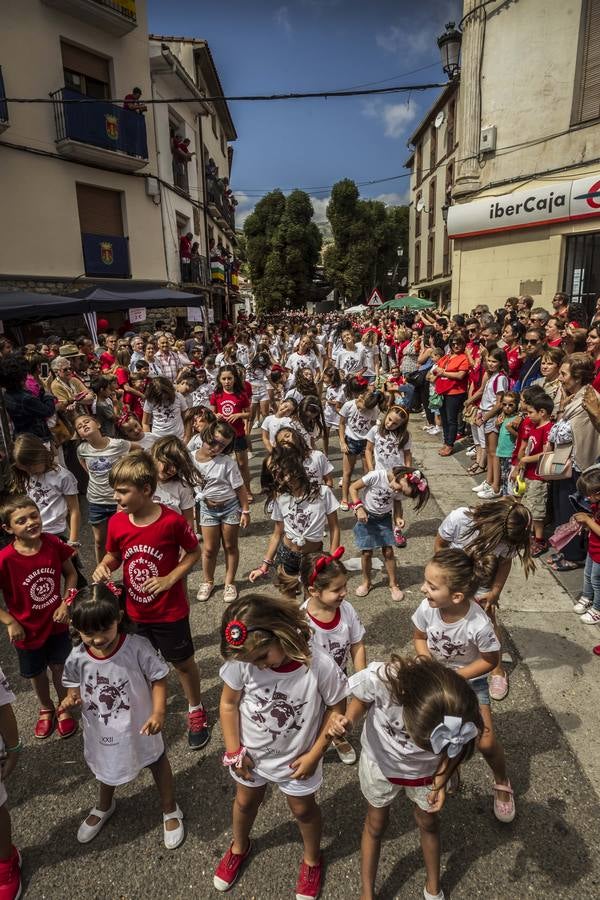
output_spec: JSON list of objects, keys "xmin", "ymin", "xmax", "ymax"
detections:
[{"xmin": 147, "ymin": 0, "xmax": 461, "ymax": 226}]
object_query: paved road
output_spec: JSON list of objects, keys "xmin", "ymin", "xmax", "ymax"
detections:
[{"xmin": 4, "ymin": 432, "xmax": 600, "ymax": 899}]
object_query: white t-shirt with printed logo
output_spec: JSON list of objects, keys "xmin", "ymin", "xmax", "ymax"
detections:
[
  {"xmin": 324, "ymin": 385, "xmax": 346, "ymax": 427},
  {"xmin": 366, "ymin": 426, "xmax": 412, "ymax": 471},
  {"xmin": 339, "ymin": 400, "xmax": 379, "ymax": 440},
  {"xmin": 25, "ymin": 466, "xmax": 78, "ymax": 535},
  {"xmin": 302, "ymin": 600, "xmax": 365, "ymax": 671},
  {"xmin": 77, "ymin": 438, "xmax": 131, "ymax": 505},
  {"xmin": 190, "ymin": 384, "xmax": 213, "ymax": 409},
  {"xmin": 349, "ymin": 662, "xmax": 441, "ymax": 781},
  {"xmin": 192, "ymin": 453, "xmax": 243, "ymax": 503},
  {"xmin": 219, "ymin": 645, "xmax": 347, "ymax": 781},
  {"xmin": 62, "ymin": 634, "xmax": 169, "ymax": 786},
  {"xmin": 437, "ymin": 507, "xmax": 515, "ymax": 595},
  {"xmin": 271, "ymin": 485, "xmax": 339, "ymax": 545},
  {"xmin": 303, "ymin": 449, "xmax": 334, "ymax": 484},
  {"xmin": 261, "ymin": 414, "xmax": 294, "ymax": 446},
  {"xmin": 143, "ymin": 394, "xmax": 187, "ymax": 439},
  {"xmin": 360, "ymin": 469, "xmax": 402, "ymax": 516},
  {"xmin": 153, "ymin": 479, "xmax": 195, "ymax": 515},
  {"xmin": 411, "ymin": 599, "xmax": 500, "ymax": 671},
  {"xmin": 335, "ymin": 348, "xmax": 368, "ymax": 377}
]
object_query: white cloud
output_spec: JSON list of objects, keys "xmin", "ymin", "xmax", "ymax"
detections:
[
  {"xmin": 361, "ymin": 98, "xmax": 418, "ymax": 138},
  {"xmin": 234, "ymin": 191, "xmax": 256, "ymax": 227},
  {"xmin": 310, "ymin": 196, "xmax": 330, "ymax": 223},
  {"xmin": 373, "ymin": 191, "xmax": 409, "ymax": 206},
  {"xmin": 376, "ymin": 24, "xmax": 432, "ymax": 55},
  {"xmin": 274, "ymin": 5, "xmax": 292, "ymax": 34}
]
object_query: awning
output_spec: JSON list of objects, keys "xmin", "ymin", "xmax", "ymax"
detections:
[
  {"xmin": 80, "ymin": 287, "xmax": 207, "ymax": 311},
  {"xmin": 0, "ymin": 291, "xmax": 87, "ymax": 320}
]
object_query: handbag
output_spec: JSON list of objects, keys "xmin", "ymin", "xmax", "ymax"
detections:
[
  {"xmin": 462, "ymin": 404, "xmax": 479, "ymax": 425},
  {"xmin": 548, "ymin": 518, "xmax": 582, "ymax": 551},
  {"xmin": 536, "ymin": 442, "xmax": 573, "ymax": 481}
]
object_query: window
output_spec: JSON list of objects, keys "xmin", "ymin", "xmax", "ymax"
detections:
[
  {"xmin": 414, "ymin": 241, "xmax": 421, "ymax": 282},
  {"xmin": 446, "ymin": 99, "xmax": 455, "ymax": 153},
  {"xmin": 427, "ymin": 235, "xmax": 434, "ymax": 280},
  {"xmin": 429, "ymin": 178, "xmax": 436, "ymax": 229},
  {"xmin": 415, "ymin": 193, "xmax": 422, "ymax": 237},
  {"xmin": 61, "ymin": 42, "xmax": 110, "ymax": 99},
  {"xmin": 76, "ymin": 184, "xmax": 123, "ymax": 235},
  {"xmin": 416, "ymin": 143, "xmax": 422, "ymax": 184},
  {"xmin": 572, "ymin": 0, "xmax": 600, "ymax": 125},
  {"xmin": 430, "ymin": 125, "xmax": 437, "ymax": 170},
  {"xmin": 563, "ymin": 231, "xmax": 600, "ymax": 320},
  {"xmin": 443, "ymin": 231, "xmax": 451, "ymax": 276},
  {"xmin": 446, "ymin": 162, "xmax": 454, "ymax": 192}
]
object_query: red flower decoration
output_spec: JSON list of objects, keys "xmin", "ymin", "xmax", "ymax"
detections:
[
  {"xmin": 308, "ymin": 546, "xmax": 345, "ymax": 586},
  {"xmin": 225, "ymin": 620, "xmax": 248, "ymax": 647}
]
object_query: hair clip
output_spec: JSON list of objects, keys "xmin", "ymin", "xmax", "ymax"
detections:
[
  {"xmin": 116, "ymin": 410, "xmax": 130, "ymax": 427},
  {"xmin": 430, "ymin": 715, "xmax": 479, "ymax": 758},
  {"xmin": 64, "ymin": 588, "xmax": 78, "ymax": 607},
  {"xmin": 408, "ymin": 470, "xmax": 428, "ymax": 493},
  {"xmin": 309, "ymin": 546, "xmax": 345, "ymax": 586},
  {"xmin": 355, "ymin": 376, "xmax": 369, "ymax": 387},
  {"xmin": 105, "ymin": 581, "xmax": 121, "ymax": 599},
  {"xmin": 225, "ymin": 620, "xmax": 248, "ymax": 647}
]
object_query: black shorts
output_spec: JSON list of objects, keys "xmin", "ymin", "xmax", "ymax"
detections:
[
  {"xmin": 135, "ymin": 617, "xmax": 194, "ymax": 663},
  {"xmin": 16, "ymin": 630, "xmax": 72, "ymax": 679},
  {"xmin": 233, "ymin": 435, "xmax": 248, "ymax": 452},
  {"xmin": 345, "ymin": 437, "xmax": 367, "ymax": 457}
]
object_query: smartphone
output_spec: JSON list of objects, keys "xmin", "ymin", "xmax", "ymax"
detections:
[{"xmin": 40, "ymin": 362, "xmax": 50, "ymax": 379}]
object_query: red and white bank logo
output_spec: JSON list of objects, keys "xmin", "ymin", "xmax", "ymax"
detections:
[{"xmin": 573, "ymin": 179, "xmax": 600, "ymax": 210}]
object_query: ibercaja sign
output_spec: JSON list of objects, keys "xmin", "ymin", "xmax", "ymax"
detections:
[{"xmin": 447, "ymin": 175, "xmax": 600, "ymax": 239}]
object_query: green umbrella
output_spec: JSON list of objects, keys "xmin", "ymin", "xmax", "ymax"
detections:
[{"xmin": 380, "ymin": 295, "xmax": 436, "ymax": 311}]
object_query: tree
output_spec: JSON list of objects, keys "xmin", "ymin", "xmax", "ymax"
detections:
[
  {"xmin": 244, "ymin": 189, "xmax": 322, "ymax": 312},
  {"xmin": 324, "ymin": 179, "xmax": 409, "ymax": 303}
]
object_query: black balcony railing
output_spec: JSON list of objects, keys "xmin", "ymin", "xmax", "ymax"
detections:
[
  {"xmin": 82, "ymin": 233, "xmax": 130, "ymax": 277},
  {"xmin": 92, "ymin": 0, "xmax": 137, "ymax": 22},
  {"xmin": 181, "ymin": 254, "xmax": 209, "ymax": 286},
  {"xmin": 172, "ymin": 158, "xmax": 189, "ymax": 193},
  {"xmin": 51, "ymin": 88, "xmax": 148, "ymax": 158},
  {"xmin": 0, "ymin": 67, "xmax": 8, "ymax": 124}
]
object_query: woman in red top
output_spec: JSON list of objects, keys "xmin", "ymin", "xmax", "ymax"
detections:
[
  {"xmin": 210, "ymin": 365, "xmax": 253, "ymax": 499},
  {"xmin": 432, "ymin": 335, "xmax": 470, "ymax": 456},
  {"xmin": 586, "ymin": 325, "xmax": 600, "ymax": 391},
  {"xmin": 501, "ymin": 320, "xmax": 524, "ymax": 385},
  {"xmin": 545, "ymin": 317, "xmax": 564, "ymax": 348}
]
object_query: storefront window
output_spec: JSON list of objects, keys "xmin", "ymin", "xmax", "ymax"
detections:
[{"xmin": 563, "ymin": 232, "xmax": 600, "ymax": 322}]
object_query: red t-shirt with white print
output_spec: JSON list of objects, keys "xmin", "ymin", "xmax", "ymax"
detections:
[
  {"xmin": 209, "ymin": 390, "xmax": 250, "ymax": 437},
  {"xmin": 105, "ymin": 505, "xmax": 198, "ymax": 623},
  {"xmin": 0, "ymin": 533, "xmax": 73, "ymax": 649}
]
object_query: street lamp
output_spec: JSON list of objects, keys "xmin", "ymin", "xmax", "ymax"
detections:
[{"xmin": 437, "ymin": 22, "xmax": 462, "ymax": 79}]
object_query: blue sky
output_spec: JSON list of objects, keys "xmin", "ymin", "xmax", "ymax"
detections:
[{"xmin": 147, "ymin": 0, "xmax": 460, "ymax": 224}]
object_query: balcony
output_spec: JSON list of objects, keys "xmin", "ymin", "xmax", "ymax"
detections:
[
  {"xmin": 0, "ymin": 67, "xmax": 8, "ymax": 133},
  {"xmin": 206, "ymin": 184, "xmax": 236, "ymax": 235},
  {"xmin": 81, "ymin": 233, "xmax": 130, "ymax": 277},
  {"xmin": 42, "ymin": 0, "xmax": 137, "ymax": 36},
  {"xmin": 52, "ymin": 88, "xmax": 148, "ymax": 172},
  {"xmin": 181, "ymin": 254, "xmax": 209, "ymax": 287}
]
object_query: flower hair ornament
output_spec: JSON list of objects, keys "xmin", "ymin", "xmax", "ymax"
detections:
[
  {"xmin": 407, "ymin": 469, "xmax": 428, "ymax": 493},
  {"xmin": 105, "ymin": 581, "xmax": 122, "ymax": 599},
  {"xmin": 308, "ymin": 546, "xmax": 345, "ymax": 586},
  {"xmin": 224, "ymin": 620, "xmax": 274, "ymax": 648},
  {"xmin": 355, "ymin": 376, "xmax": 369, "ymax": 387},
  {"xmin": 429, "ymin": 715, "xmax": 479, "ymax": 758}
]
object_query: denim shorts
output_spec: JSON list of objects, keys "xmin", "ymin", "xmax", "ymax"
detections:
[
  {"xmin": 87, "ymin": 502, "xmax": 118, "ymax": 526},
  {"xmin": 16, "ymin": 629, "xmax": 72, "ymax": 679},
  {"xmin": 345, "ymin": 437, "xmax": 367, "ymax": 457},
  {"xmin": 199, "ymin": 496, "xmax": 241, "ymax": 527},
  {"xmin": 469, "ymin": 675, "xmax": 491, "ymax": 706}
]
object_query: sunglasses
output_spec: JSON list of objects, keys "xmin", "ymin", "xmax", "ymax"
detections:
[{"xmin": 523, "ymin": 339, "xmax": 538, "ymax": 345}]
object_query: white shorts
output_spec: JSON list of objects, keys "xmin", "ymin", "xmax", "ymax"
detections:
[
  {"xmin": 358, "ymin": 751, "xmax": 432, "ymax": 811},
  {"xmin": 229, "ymin": 760, "xmax": 323, "ymax": 797},
  {"xmin": 251, "ymin": 389, "xmax": 269, "ymax": 403},
  {"xmin": 470, "ymin": 422, "xmax": 485, "ymax": 447}
]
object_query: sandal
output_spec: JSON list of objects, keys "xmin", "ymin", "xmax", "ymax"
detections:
[
  {"xmin": 438, "ymin": 446, "xmax": 454, "ymax": 457},
  {"xmin": 549, "ymin": 558, "xmax": 583, "ymax": 572},
  {"xmin": 163, "ymin": 804, "xmax": 185, "ymax": 850},
  {"xmin": 57, "ymin": 710, "xmax": 78, "ymax": 739},
  {"xmin": 467, "ymin": 464, "xmax": 486, "ymax": 475},
  {"xmin": 355, "ymin": 584, "xmax": 371, "ymax": 597},
  {"xmin": 34, "ymin": 707, "xmax": 56, "ymax": 740},
  {"xmin": 493, "ymin": 781, "xmax": 516, "ymax": 823}
]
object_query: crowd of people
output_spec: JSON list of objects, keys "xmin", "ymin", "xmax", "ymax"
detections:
[{"xmin": 0, "ymin": 295, "xmax": 597, "ymax": 899}]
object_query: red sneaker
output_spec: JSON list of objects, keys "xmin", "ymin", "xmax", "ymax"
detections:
[
  {"xmin": 213, "ymin": 841, "xmax": 252, "ymax": 892},
  {"xmin": 296, "ymin": 856, "xmax": 323, "ymax": 900},
  {"xmin": 34, "ymin": 708, "xmax": 56, "ymax": 740},
  {"xmin": 57, "ymin": 712, "xmax": 78, "ymax": 739},
  {"xmin": 0, "ymin": 846, "xmax": 21, "ymax": 900}
]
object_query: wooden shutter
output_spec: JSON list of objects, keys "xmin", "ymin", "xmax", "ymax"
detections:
[
  {"xmin": 61, "ymin": 41, "xmax": 110, "ymax": 84},
  {"xmin": 573, "ymin": 0, "xmax": 600, "ymax": 124},
  {"xmin": 76, "ymin": 184, "xmax": 124, "ymax": 235}
]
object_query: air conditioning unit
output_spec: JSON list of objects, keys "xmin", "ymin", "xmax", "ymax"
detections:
[
  {"xmin": 145, "ymin": 177, "xmax": 160, "ymax": 198},
  {"xmin": 480, "ymin": 126, "xmax": 497, "ymax": 155}
]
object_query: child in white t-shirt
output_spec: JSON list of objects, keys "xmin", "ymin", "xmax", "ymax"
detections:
[
  {"xmin": 150, "ymin": 436, "xmax": 196, "ymax": 528},
  {"xmin": 413, "ymin": 549, "xmax": 515, "ymax": 824},
  {"xmin": 61, "ymin": 583, "xmax": 184, "ymax": 851},
  {"xmin": 215, "ymin": 593, "xmax": 348, "ymax": 897},
  {"xmin": 365, "ymin": 406, "xmax": 413, "ymax": 548},
  {"xmin": 350, "ymin": 467, "xmax": 430, "ymax": 602},
  {"xmin": 300, "ymin": 549, "xmax": 365, "ymax": 766},
  {"xmin": 274, "ymin": 425, "xmax": 333, "ymax": 486},
  {"xmin": 260, "ymin": 397, "xmax": 298, "ymax": 452},
  {"xmin": 321, "ymin": 365, "xmax": 345, "ymax": 430},
  {"xmin": 327, "ymin": 655, "xmax": 483, "ymax": 900},
  {"xmin": 142, "ymin": 377, "xmax": 187, "ymax": 441},
  {"xmin": 338, "ymin": 379, "xmax": 386, "ymax": 510}
]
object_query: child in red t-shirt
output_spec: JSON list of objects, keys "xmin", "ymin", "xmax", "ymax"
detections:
[
  {"xmin": 210, "ymin": 364, "xmax": 252, "ymax": 500},
  {"xmin": 92, "ymin": 450, "xmax": 208, "ymax": 750},
  {"xmin": 0, "ymin": 495, "xmax": 77, "ymax": 739},
  {"xmin": 510, "ymin": 391, "xmax": 553, "ymax": 556}
]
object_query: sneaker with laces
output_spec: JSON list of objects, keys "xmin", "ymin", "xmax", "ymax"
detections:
[
  {"xmin": 0, "ymin": 847, "xmax": 21, "ymax": 900},
  {"xmin": 188, "ymin": 707, "xmax": 210, "ymax": 750},
  {"xmin": 580, "ymin": 608, "xmax": 600, "ymax": 625},
  {"xmin": 472, "ymin": 480, "xmax": 489, "ymax": 492},
  {"xmin": 214, "ymin": 841, "xmax": 252, "ymax": 891},
  {"xmin": 573, "ymin": 596, "xmax": 593, "ymax": 614},
  {"xmin": 296, "ymin": 856, "xmax": 323, "ymax": 900},
  {"xmin": 477, "ymin": 486, "xmax": 501, "ymax": 499}
]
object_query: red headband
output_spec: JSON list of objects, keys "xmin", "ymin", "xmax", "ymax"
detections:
[
  {"xmin": 309, "ymin": 546, "xmax": 345, "ymax": 586},
  {"xmin": 355, "ymin": 376, "xmax": 368, "ymax": 387}
]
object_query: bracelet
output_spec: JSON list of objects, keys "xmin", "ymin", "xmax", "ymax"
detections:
[
  {"xmin": 67, "ymin": 540, "xmax": 81, "ymax": 548},
  {"xmin": 222, "ymin": 745, "xmax": 247, "ymax": 768},
  {"xmin": 5, "ymin": 740, "xmax": 22, "ymax": 754},
  {"xmin": 262, "ymin": 558, "xmax": 274, "ymax": 567},
  {"xmin": 241, "ymin": 510, "xmax": 250, "ymax": 515}
]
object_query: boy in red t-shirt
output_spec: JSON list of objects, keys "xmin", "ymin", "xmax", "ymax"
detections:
[
  {"xmin": 92, "ymin": 451, "xmax": 208, "ymax": 750},
  {"xmin": 510, "ymin": 391, "xmax": 554, "ymax": 556},
  {"xmin": 0, "ymin": 496, "xmax": 78, "ymax": 739}
]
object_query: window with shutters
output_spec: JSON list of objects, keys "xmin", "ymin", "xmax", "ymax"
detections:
[
  {"xmin": 76, "ymin": 184, "xmax": 124, "ymax": 234},
  {"xmin": 430, "ymin": 126, "xmax": 437, "ymax": 170},
  {"xmin": 414, "ymin": 241, "xmax": 421, "ymax": 282},
  {"xmin": 415, "ymin": 193, "xmax": 422, "ymax": 237},
  {"xmin": 572, "ymin": 0, "xmax": 600, "ymax": 125},
  {"xmin": 415, "ymin": 143, "xmax": 422, "ymax": 185},
  {"xmin": 61, "ymin": 42, "xmax": 110, "ymax": 99},
  {"xmin": 443, "ymin": 230, "xmax": 451, "ymax": 276},
  {"xmin": 429, "ymin": 179, "xmax": 436, "ymax": 229},
  {"xmin": 446, "ymin": 99, "xmax": 455, "ymax": 154},
  {"xmin": 427, "ymin": 235, "xmax": 434, "ymax": 280}
]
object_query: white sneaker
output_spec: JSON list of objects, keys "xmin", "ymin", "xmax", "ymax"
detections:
[
  {"xmin": 466, "ymin": 446, "xmax": 478, "ymax": 458},
  {"xmin": 424, "ymin": 887, "xmax": 445, "ymax": 900},
  {"xmin": 428, "ymin": 426, "xmax": 441, "ymax": 435},
  {"xmin": 472, "ymin": 480, "xmax": 489, "ymax": 492},
  {"xmin": 422, "ymin": 424, "xmax": 433, "ymax": 431},
  {"xmin": 573, "ymin": 597, "xmax": 593, "ymax": 614},
  {"xmin": 580, "ymin": 608, "xmax": 600, "ymax": 625},
  {"xmin": 477, "ymin": 486, "xmax": 501, "ymax": 499}
]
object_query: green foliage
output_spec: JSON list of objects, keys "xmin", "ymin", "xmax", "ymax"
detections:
[
  {"xmin": 244, "ymin": 189, "xmax": 322, "ymax": 312},
  {"xmin": 324, "ymin": 179, "xmax": 409, "ymax": 303}
]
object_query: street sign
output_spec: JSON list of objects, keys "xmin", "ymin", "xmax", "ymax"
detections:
[
  {"xmin": 187, "ymin": 306, "xmax": 204, "ymax": 323},
  {"xmin": 129, "ymin": 307, "xmax": 146, "ymax": 323},
  {"xmin": 367, "ymin": 288, "xmax": 384, "ymax": 307}
]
